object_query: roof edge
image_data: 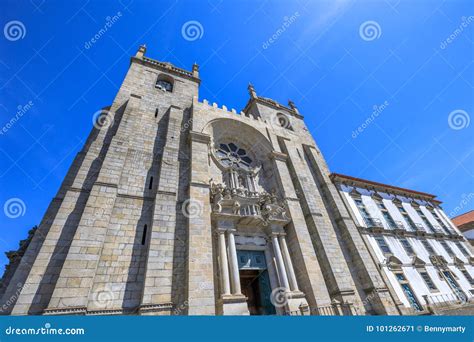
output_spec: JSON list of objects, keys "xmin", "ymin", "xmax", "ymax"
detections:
[{"xmin": 330, "ymin": 173, "xmax": 441, "ymax": 204}]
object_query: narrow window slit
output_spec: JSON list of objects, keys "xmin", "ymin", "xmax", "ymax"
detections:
[
  {"xmin": 141, "ymin": 225, "xmax": 148, "ymax": 245},
  {"xmin": 148, "ymin": 177, "xmax": 153, "ymax": 189}
]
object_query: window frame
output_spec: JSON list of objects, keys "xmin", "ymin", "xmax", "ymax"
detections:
[
  {"xmin": 374, "ymin": 236, "xmax": 392, "ymax": 255},
  {"xmin": 418, "ymin": 270, "xmax": 438, "ymax": 292},
  {"xmin": 399, "ymin": 237, "xmax": 415, "ymax": 256},
  {"xmin": 420, "ymin": 239, "xmax": 435, "ymax": 255},
  {"xmin": 455, "ymin": 241, "xmax": 471, "ymax": 257},
  {"xmin": 440, "ymin": 240, "xmax": 455, "ymax": 257}
]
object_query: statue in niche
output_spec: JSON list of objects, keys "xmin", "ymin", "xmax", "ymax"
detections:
[
  {"xmin": 238, "ymin": 174, "xmax": 245, "ymax": 189},
  {"xmin": 253, "ymin": 164, "xmax": 263, "ymax": 191},
  {"xmin": 232, "ymin": 200, "xmax": 241, "ymax": 215}
]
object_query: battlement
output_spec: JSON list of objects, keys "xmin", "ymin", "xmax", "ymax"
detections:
[
  {"xmin": 131, "ymin": 44, "xmax": 200, "ymax": 83},
  {"xmin": 243, "ymin": 84, "xmax": 303, "ymax": 119},
  {"xmin": 193, "ymin": 96, "xmax": 265, "ymax": 123}
]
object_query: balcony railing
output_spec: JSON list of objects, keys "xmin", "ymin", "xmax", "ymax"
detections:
[
  {"xmin": 310, "ymin": 302, "xmax": 356, "ymax": 316},
  {"xmin": 210, "ymin": 183, "xmax": 290, "ymax": 224},
  {"xmin": 430, "ymin": 225, "xmax": 445, "ymax": 237},
  {"xmin": 444, "ymin": 228, "xmax": 461, "ymax": 238},
  {"xmin": 390, "ymin": 220, "xmax": 405, "ymax": 231},
  {"xmin": 413, "ymin": 223, "xmax": 427, "ymax": 236},
  {"xmin": 363, "ymin": 217, "xmax": 384, "ymax": 231},
  {"xmin": 424, "ymin": 292, "xmax": 469, "ymax": 309}
]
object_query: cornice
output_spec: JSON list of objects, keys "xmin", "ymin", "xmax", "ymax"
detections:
[{"xmin": 131, "ymin": 56, "xmax": 201, "ymax": 84}]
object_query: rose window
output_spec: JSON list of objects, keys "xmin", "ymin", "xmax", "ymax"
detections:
[{"xmin": 216, "ymin": 143, "xmax": 252, "ymax": 170}]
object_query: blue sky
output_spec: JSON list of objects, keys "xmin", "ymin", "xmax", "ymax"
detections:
[{"xmin": 0, "ymin": 0, "xmax": 473, "ymax": 271}]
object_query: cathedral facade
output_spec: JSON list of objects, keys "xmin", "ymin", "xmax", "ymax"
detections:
[{"xmin": 1, "ymin": 46, "xmax": 472, "ymax": 316}]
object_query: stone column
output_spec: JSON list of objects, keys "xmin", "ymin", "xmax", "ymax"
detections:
[
  {"xmin": 218, "ymin": 230, "xmax": 231, "ymax": 295},
  {"xmin": 227, "ymin": 230, "xmax": 241, "ymax": 294},
  {"xmin": 272, "ymin": 234, "xmax": 290, "ymax": 289},
  {"xmin": 279, "ymin": 234, "xmax": 299, "ymax": 291},
  {"xmin": 230, "ymin": 171, "xmax": 237, "ymax": 188}
]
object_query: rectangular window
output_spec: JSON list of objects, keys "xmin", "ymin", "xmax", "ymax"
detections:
[
  {"xmin": 402, "ymin": 213, "xmax": 416, "ymax": 230},
  {"xmin": 382, "ymin": 211, "xmax": 397, "ymax": 229},
  {"xmin": 399, "ymin": 238, "xmax": 414, "ymax": 256},
  {"xmin": 395, "ymin": 273, "xmax": 406, "ymax": 281},
  {"xmin": 376, "ymin": 201, "xmax": 397, "ymax": 229},
  {"xmin": 421, "ymin": 239, "xmax": 435, "ymax": 255},
  {"xmin": 394, "ymin": 274, "xmax": 423, "ymax": 312},
  {"xmin": 417, "ymin": 209, "xmax": 435, "ymax": 233},
  {"xmin": 397, "ymin": 205, "xmax": 417, "ymax": 230},
  {"xmin": 440, "ymin": 241, "xmax": 455, "ymax": 257},
  {"xmin": 419, "ymin": 271, "xmax": 437, "ymax": 290},
  {"xmin": 461, "ymin": 270, "xmax": 474, "ymax": 286},
  {"xmin": 434, "ymin": 216, "xmax": 449, "ymax": 233},
  {"xmin": 354, "ymin": 199, "xmax": 373, "ymax": 225},
  {"xmin": 375, "ymin": 236, "xmax": 391, "ymax": 255},
  {"xmin": 455, "ymin": 241, "xmax": 470, "ymax": 257},
  {"xmin": 400, "ymin": 283, "xmax": 422, "ymax": 311},
  {"xmin": 429, "ymin": 209, "xmax": 451, "ymax": 234}
]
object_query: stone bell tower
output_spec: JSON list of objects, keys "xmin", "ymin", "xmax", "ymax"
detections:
[
  {"xmin": 1, "ymin": 46, "xmax": 399, "ymax": 316},
  {"xmin": 1, "ymin": 45, "xmax": 200, "ymax": 315}
]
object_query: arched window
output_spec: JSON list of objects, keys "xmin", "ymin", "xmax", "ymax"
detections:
[{"xmin": 156, "ymin": 74, "xmax": 174, "ymax": 92}]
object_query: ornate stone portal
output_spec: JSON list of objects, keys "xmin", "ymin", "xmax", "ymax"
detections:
[{"xmin": 209, "ymin": 142, "xmax": 309, "ymax": 315}]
